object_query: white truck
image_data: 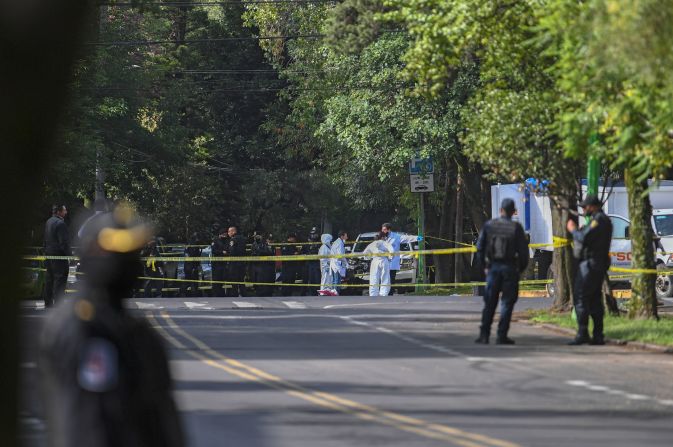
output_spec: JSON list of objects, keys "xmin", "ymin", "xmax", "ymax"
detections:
[{"xmin": 492, "ymin": 180, "xmax": 673, "ymax": 298}]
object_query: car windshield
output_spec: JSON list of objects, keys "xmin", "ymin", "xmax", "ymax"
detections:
[
  {"xmin": 654, "ymin": 214, "xmax": 673, "ymax": 237},
  {"xmin": 353, "ymin": 237, "xmax": 374, "ymax": 253}
]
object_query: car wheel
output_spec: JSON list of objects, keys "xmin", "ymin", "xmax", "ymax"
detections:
[{"xmin": 655, "ymin": 263, "xmax": 673, "ymax": 298}]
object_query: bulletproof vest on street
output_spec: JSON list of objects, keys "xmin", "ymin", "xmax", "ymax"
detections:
[{"xmin": 486, "ymin": 218, "xmax": 521, "ymax": 264}]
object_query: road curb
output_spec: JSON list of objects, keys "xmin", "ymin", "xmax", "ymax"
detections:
[{"xmin": 521, "ymin": 320, "xmax": 673, "ymax": 354}]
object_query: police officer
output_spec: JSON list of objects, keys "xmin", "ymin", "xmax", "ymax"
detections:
[
  {"xmin": 226, "ymin": 226, "xmax": 248, "ymax": 297},
  {"xmin": 281, "ymin": 234, "xmax": 303, "ymax": 296},
  {"xmin": 302, "ymin": 227, "xmax": 321, "ymax": 296},
  {"xmin": 566, "ymin": 194, "xmax": 612, "ymax": 345},
  {"xmin": 251, "ymin": 232, "xmax": 276, "ymax": 296},
  {"xmin": 211, "ymin": 227, "xmax": 229, "ymax": 297},
  {"xmin": 141, "ymin": 239, "xmax": 164, "ymax": 298},
  {"xmin": 182, "ymin": 232, "xmax": 202, "ymax": 297},
  {"xmin": 44, "ymin": 204, "xmax": 71, "ymax": 307},
  {"xmin": 40, "ymin": 208, "xmax": 184, "ymax": 447},
  {"xmin": 475, "ymin": 198, "xmax": 529, "ymax": 345}
]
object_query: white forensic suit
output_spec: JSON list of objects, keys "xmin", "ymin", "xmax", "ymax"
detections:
[
  {"xmin": 330, "ymin": 237, "xmax": 347, "ymax": 293},
  {"xmin": 363, "ymin": 239, "xmax": 394, "ymax": 296},
  {"xmin": 318, "ymin": 234, "xmax": 333, "ymax": 291}
]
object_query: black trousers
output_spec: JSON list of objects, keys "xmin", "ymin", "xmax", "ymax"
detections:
[
  {"xmin": 212, "ymin": 263, "xmax": 227, "ymax": 297},
  {"xmin": 182, "ymin": 264, "xmax": 200, "ymax": 297},
  {"xmin": 144, "ymin": 271, "xmax": 163, "ymax": 298},
  {"xmin": 227, "ymin": 263, "xmax": 247, "ymax": 297},
  {"xmin": 44, "ymin": 259, "xmax": 68, "ymax": 306},
  {"xmin": 282, "ymin": 265, "xmax": 302, "ymax": 296},
  {"xmin": 480, "ymin": 262, "xmax": 519, "ymax": 339},
  {"xmin": 387, "ymin": 270, "xmax": 398, "ymax": 296},
  {"xmin": 252, "ymin": 264, "xmax": 275, "ymax": 297},
  {"xmin": 305, "ymin": 262, "xmax": 321, "ymax": 296},
  {"xmin": 573, "ymin": 260, "xmax": 606, "ymax": 339}
]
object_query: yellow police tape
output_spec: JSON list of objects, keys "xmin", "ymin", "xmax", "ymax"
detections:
[{"xmin": 23, "ymin": 246, "xmax": 478, "ymax": 263}]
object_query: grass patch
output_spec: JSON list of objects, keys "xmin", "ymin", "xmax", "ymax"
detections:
[
  {"xmin": 409, "ymin": 286, "xmax": 474, "ymax": 296},
  {"xmin": 530, "ymin": 310, "xmax": 673, "ymax": 347}
]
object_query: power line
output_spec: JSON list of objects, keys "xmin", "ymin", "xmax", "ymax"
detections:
[
  {"xmin": 99, "ymin": 1, "xmax": 336, "ymax": 6},
  {"xmin": 85, "ymin": 34, "xmax": 322, "ymax": 46},
  {"xmin": 85, "ymin": 29, "xmax": 406, "ymax": 46}
]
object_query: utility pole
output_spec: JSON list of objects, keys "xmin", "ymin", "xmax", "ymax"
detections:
[
  {"xmin": 586, "ymin": 134, "xmax": 600, "ymax": 223},
  {"xmin": 409, "ymin": 155, "xmax": 433, "ymax": 293},
  {"xmin": 416, "ymin": 192, "xmax": 426, "ymax": 293}
]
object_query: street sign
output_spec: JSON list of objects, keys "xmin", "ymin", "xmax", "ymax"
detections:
[
  {"xmin": 409, "ymin": 157, "xmax": 434, "ymax": 175},
  {"xmin": 410, "ymin": 174, "xmax": 434, "ymax": 193}
]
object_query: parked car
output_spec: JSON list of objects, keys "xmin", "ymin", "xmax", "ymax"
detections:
[{"xmin": 347, "ymin": 232, "xmax": 420, "ymax": 284}]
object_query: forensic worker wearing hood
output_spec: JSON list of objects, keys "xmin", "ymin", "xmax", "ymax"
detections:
[{"xmin": 318, "ymin": 233, "xmax": 333, "ymax": 294}]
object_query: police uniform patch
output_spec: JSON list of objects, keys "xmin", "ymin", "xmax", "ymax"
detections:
[
  {"xmin": 590, "ymin": 220, "xmax": 599, "ymax": 229},
  {"xmin": 78, "ymin": 338, "xmax": 118, "ymax": 392}
]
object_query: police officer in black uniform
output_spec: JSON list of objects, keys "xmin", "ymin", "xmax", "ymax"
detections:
[
  {"xmin": 302, "ymin": 227, "xmax": 321, "ymax": 296},
  {"xmin": 251, "ymin": 232, "xmax": 276, "ymax": 296},
  {"xmin": 211, "ymin": 227, "xmax": 229, "ymax": 297},
  {"xmin": 44, "ymin": 204, "xmax": 71, "ymax": 307},
  {"xmin": 182, "ymin": 232, "xmax": 202, "ymax": 297},
  {"xmin": 566, "ymin": 194, "xmax": 612, "ymax": 345},
  {"xmin": 226, "ymin": 226, "xmax": 248, "ymax": 297},
  {"xmin": 40, "ymin": 208, "xmax": 184, "ymax": 447},
  {"xmin": 281, "ymin": 234, "xmax": 303, "ymax": 296},
  {"xmin": 475, "ymin": 198, "xmax": 529, "ymax": 345}
]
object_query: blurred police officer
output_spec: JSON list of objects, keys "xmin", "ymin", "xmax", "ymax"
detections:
[
  {"xmin": 566, "ymin": 194, "xmax": 612, "ymax": 345},
  {"xmin": 281, "ymin": 234, "xmax": 302, "ymax": 296},
  {"xmin": 226, "ymin": 226, "xmax": 248, "ymax": 297},
  {"xmin": 251, "ymin": 232, "xmax": 275, "ymax": 296},
  {"xmin": 302, "ymin": 227, "xmax": 321, "ymax": 296},
  {"xmin": 211, "ymin": 227, "xmax": 229, "ymax": 296},
  {"xmin": 475, "ymin": 198, "xmax": 529, "ymax": 345},
  {"xmin": 40, "ymin": 207, "xmax": 184, "ymax": 447},
  {"xmin": 182, "ymin": 232, "xmax": 202, "ymax": 297},
  {"xmin": 44, "ymin": 204, "xmax": 71, "ymax": 307}
]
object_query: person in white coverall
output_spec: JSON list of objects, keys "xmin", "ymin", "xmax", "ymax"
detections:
[
  {"xmin": 363, "ymin": 233, "xmax": 394, "ymax": 296},
  {"xmin": 318, "ymin": 233, "xmax": 333, "ymax": 292},
  {"xmin": 381, "ymin": 223, "xmax": 401, "ymax": 296},
  {"xmin": 330, "ymin": 230, "xmax": 348, "ymax": 294}
]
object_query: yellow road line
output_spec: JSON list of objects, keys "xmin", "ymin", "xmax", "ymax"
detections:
[{"xmin": 156, "ymin": 311, "xmax": 520, "ymax": 447}]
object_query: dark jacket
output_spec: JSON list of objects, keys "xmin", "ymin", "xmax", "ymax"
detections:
[
  {"xmin": 476, "ymin": 216, "xmax": 529, "ymax": 273},
  {"xmin": 44, "ymin": 215, "xmax": 71, "ymax": 256},
  {"xmin": 228, "ymin": 235, "xmax": 247, "ymax": 257},
  {"xmin": 211, "ymin": 236, "xmax": 229, "ymax": 258},
  {"xmin": 40, "ymin": 294, "xmax": 184, "ymax": 447},
  {"xmin": 572, "ymin": 210, "xmax": 613, "ymax": 271}
]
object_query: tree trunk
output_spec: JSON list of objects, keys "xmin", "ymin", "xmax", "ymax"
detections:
[
  {"xmin": 454, "ymin": 166, "xmax": 465, "ymax": 282},
  {"xmin": 434, "ymin": 165, "xmax": 456, "ymax": 284},
  {"xmin": 624, "ymin": 168, "xmax": 658, "ymax": 319},
  {"xmin": 550, "ymin": 193, "xmax": 575, "ymax": 311},
  {"xmin": 463, "ymin": 162, "xmax": 490, "ymax": 232}
]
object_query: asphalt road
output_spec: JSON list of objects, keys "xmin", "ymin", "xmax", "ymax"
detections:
[{"xmin": 19, "ymin": 295, "xmax": 673, "ymax": 447}]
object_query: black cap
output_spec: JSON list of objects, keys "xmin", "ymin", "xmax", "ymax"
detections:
[
  {"xmin": 501, "ymin": 198, "xmax": 516, "ymax": 215},
  {"xmin": 580, "ymin": 194, "xmax": 601, "ymax": 208}
]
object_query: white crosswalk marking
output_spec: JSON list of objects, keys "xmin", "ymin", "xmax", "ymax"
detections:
[
  {"xmin": 135, "ymin": 302, "xmax": 164, "ymax": 310},
  {"xmin": 184, "ymin": 301, "xmax": 214, "ymax": 310},
  {"xmin": 282, "ymin": 301, "xmax": 307, "ymax": 309},
  {"xmin": 232, "ymin": 301, "xmax": 262, "ymax": 309}
]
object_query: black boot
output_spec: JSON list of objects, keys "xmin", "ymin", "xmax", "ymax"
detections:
[
  {"xmin": 496, "ymin": 336, "xmax": 515, "ymax": 345},
  {"xmin": 475, "ymin": 334, "xmax": 489, "ymax": 344}
]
